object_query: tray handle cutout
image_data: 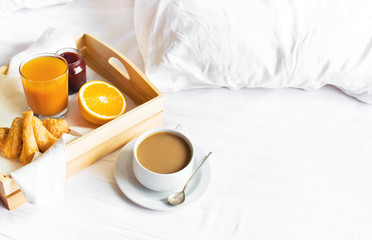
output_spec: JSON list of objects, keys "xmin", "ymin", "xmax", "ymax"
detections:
[
  {"xmin": 83, "ymin": 33, "xmax": 161, "ymax": 104},
  {"xmin": 108, "ymin": 57, "xmax": 130, "ymax": 81}
]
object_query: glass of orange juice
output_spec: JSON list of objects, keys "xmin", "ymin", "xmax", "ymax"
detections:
[{"xmin": 19, "ymin": 53, "xmax": 68, "ymax": 118}]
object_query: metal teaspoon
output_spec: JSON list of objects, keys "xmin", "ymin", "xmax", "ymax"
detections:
[{"xmin": 167, "ymin": 152, "xmax": 212, "ymax": 206}]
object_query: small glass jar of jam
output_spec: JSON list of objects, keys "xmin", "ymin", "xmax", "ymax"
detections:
[{"xmin": 56, "ymin": 48, "xmax": 87, "ymax": 95}]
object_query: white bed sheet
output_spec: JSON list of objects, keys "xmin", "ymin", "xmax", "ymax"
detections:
[{"xmin": 1, "ymin": 1, "xmax": 372, "ymax": 240}]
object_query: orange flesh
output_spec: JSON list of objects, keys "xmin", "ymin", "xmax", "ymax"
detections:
[{"xmin": 82, "ymin": 83, "xmax": 124, "ymax": 116}]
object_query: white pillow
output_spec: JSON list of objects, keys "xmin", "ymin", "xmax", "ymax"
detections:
[
  {"xmin": 0, "ymin": 0, "xmax": 72, "ymax": 17},
  {"xmin": 134, "ymin": 0, "xmax": 372, "ymax": 103}
]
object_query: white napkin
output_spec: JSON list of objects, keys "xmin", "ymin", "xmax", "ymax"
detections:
[
  {"xmin": 0, "ymin": 74, "xmax": 27, "ymax": 127},
  {"xmin": 7, "ymin": 27, "xmax": 76, "ymax": 76},
  {"xmin": 0, "ymin": 28, "xmax": 76, "ymax": 206},
  {"xmin": 11, "ymin": 136, "xmax": 66, "ymax": 205}
]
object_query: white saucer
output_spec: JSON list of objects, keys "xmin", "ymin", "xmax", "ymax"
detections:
[{"xmin": 114, "ymin": 138, "xmax": 211, "ymax": 211}]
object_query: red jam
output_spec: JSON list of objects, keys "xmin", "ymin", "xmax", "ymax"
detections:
[{"xmin": 57, "ymin": 48, "xmax": 87, "ymax": 95}]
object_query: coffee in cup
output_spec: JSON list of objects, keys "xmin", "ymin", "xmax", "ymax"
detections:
[
  {"xmin": 136, "ymin": 131, "xmax": 192, "ymax": 174},
  {"xmin": 132, "ymin": 128, "xmax": 194, "ymax": 192}
]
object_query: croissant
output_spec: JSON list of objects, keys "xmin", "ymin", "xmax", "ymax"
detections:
[
  {"xmin": 18, "ymin": 111, "xmax": 39, "ymax": 165},
  {"xmin": 0, "ymin": 127, "xmax": 10, "ymax": 151},
  {"xmin": 2, "ymin": 118, "xmax": 23, "ymax": 159},
  {"xmin": 42, "ymin": 118, "xmax": 70, "ymax": 138},
  {"xmin": 0, "ymin": 111, "xmax": 70, "ymax": 165},
  {"xmin": 33, "ymin": 116, "xmax": 58, "ymax": 152}
]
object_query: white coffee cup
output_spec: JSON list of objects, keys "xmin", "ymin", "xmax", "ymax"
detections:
[{"xmin": 132, "ymin": 128, "xmax": 194, "ymax": 192}]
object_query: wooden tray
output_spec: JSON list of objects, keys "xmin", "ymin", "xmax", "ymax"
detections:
[{"xmin": 0, "ymin": 33, "xmax": 164, "ymax": 210}]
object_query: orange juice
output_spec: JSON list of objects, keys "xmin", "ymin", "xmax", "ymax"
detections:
[{"xmin": 20, "ymin": 54, "xmax": 68, "ymax": 117}]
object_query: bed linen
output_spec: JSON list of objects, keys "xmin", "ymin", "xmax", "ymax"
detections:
[
  {"xmin": 0, "ymin": 1, "xmax": 372, "ymax": 240},
  {"xmin": 134, "ymin": 0, "xmax": 372, "ymax": 103}
]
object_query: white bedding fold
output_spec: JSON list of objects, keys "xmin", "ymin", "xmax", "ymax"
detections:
[{"xmin": 134, "ymin": 0, "xmax": 372, "ymax": 103}]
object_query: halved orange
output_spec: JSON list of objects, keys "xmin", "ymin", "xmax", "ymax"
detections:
[{"xmin": 78, "ymin": 80, "xmax": 126, "ymax": 125}]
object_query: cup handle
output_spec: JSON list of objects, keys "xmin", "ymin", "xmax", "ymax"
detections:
[{"xmin": 175, "ymin": 123, "xmax": 188, "ymax": 134}]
